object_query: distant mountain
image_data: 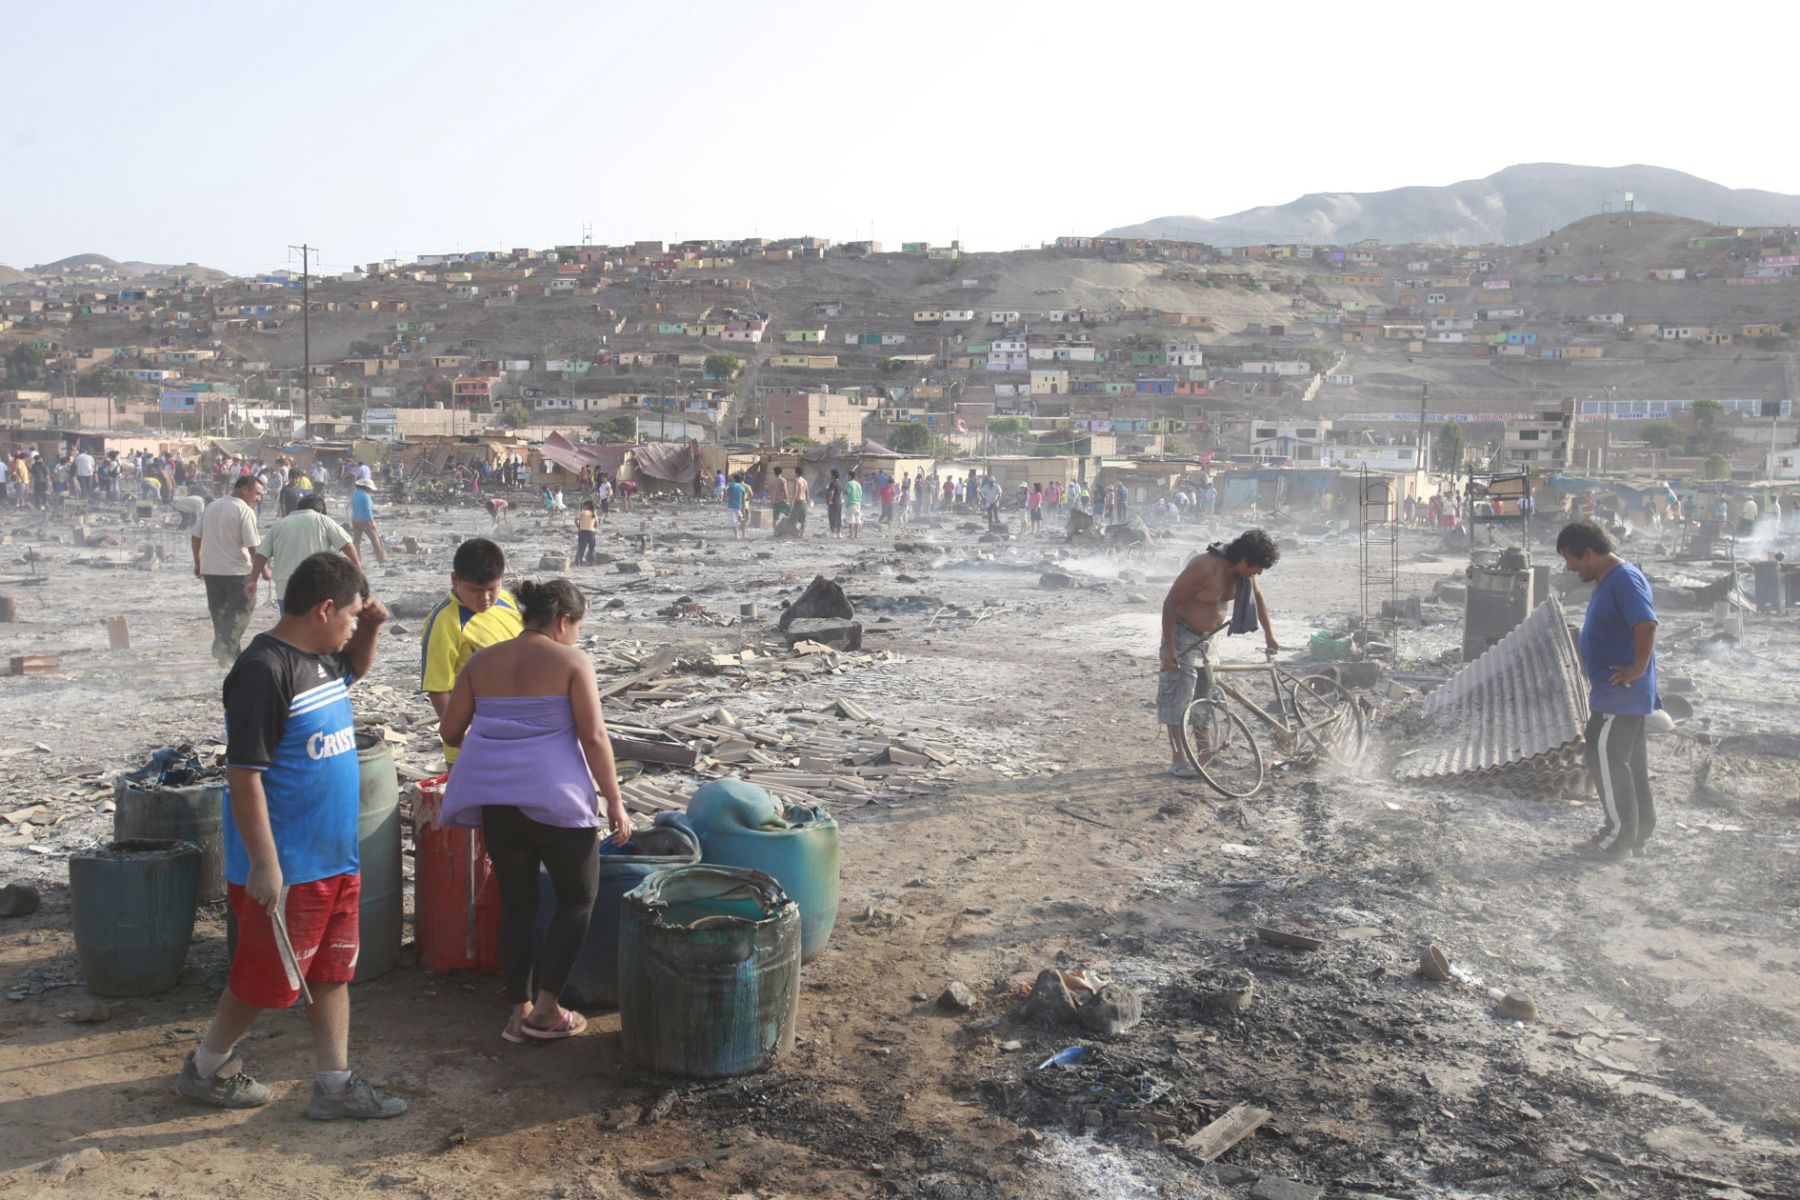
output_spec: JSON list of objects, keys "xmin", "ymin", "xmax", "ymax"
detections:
[
  {"xmin": 3, "ymin": 253, "xmax": 233, "ymax": 285},
  {"xmin": 1106, "ymin": 164, "xmax": 1800, "ymax": 247},
  {"xmin": 33, "ymin": 252, "xmax": 122, "ymax": 272}
]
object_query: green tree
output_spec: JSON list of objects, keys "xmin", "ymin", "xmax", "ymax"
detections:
[
  {"xmin": 887, "ymin": 423, "xmax": 941, "ymax": 455},
  {"xmin": 5, "ymin": 343, "xmax": 46, "ymax": 383},
  {"xmin": 780, "ymin": 434, "xmax": 820, "ymax": 450},
  {"xmin": 1301, "ymin": 346, "xmax": 1338, "ymax": 375},
  {"xmin": 877, "ymin": 357, "xmax": 903, "ymax": 374},
  {"xmin": 703, "ymin": 352, "xmax": 740, "ymax": 380},
  {"xmin": 1683, "ymin": 399, "xmax": 1735, "ymax": 457},
  {"xmin": 89, "ymin": 367, "xmax": 138, "ymax": 413},
  {"xmin": 588, "ymin": 414, "xmax": 638, "ymax": 441},
  {"xmin": 1639, "ymin": 420, "xmax": 1683, "ymax": 449},
  {"xmin": 987, "ymin": 416, "xmax": 1030, "ymax": 437},
  {"xmin": 1435, "ymin": 419, "xmax": 1466, "ymax": 471},
  {"xmin": 1702, "ymin": 453, "xmax": 1730, "ymax": 479},
  {"xmin": 499, "ymin": 403, "xmax": 531, "ymax": 429}
]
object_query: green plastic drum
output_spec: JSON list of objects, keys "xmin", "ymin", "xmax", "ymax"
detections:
[{"xmin": 685, "ymin": 779, "xmax": 839, "ymax": 963}]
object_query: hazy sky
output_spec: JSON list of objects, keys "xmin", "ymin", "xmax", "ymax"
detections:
[{"xmin": 4, "ymin": 0, "xmax": 1793, "ymax": 275}]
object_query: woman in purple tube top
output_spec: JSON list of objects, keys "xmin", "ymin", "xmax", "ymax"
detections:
[{"xmin": 439, "ymin": 578, "xmax": 629, "ymax": 1044}]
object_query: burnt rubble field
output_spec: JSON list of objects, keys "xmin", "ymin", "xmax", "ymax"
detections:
[{"xmin": 0, "ymin": 492, "xmax": 1796, "ymax": 1200}]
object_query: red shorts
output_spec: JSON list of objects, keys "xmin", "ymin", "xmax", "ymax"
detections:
[{"xmin": 227, "ymin": 873, "xmax": 361, "ymax": 1009}]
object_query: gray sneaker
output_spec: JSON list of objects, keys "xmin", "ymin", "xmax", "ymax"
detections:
[
  {"xmin": 305, "ymin": 1074, "xmax": 408, "ymax": 1121},
  {"xmin": 175, "ymin": 1051, "xmax": 274, "ymax": 1109}
]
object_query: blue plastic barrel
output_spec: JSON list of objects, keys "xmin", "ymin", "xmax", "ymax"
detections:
[
  {"xmin": 70, "ymin": 839, "xmax": 202, "ymax": 996},
  {"xmin": 617, "ymin": 864, "xmax": 800, "ymax": 1078},
  {"xmin": 685, "ymin": 779, "xmax": 839, "ymax": 963},
  {"xmin": 532, "ymin": 812, "xmax": 700, "ymax": 1009}
]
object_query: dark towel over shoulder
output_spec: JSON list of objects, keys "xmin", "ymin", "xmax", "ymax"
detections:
[
  {"xmin": 1207, "ymin": 543, "xmax": 1261, "ymax": 636},
  {"xmin": 1229, "ymin": 578, "xmax": 1259, "ymax": 635}
]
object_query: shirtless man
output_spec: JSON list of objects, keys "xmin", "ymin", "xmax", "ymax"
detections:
[
  {"xmin": 791, "ymin": 470, "xmax": 811, "ymax": 535},
  {"xmin": 767, "ymin": 467, "xmax": 789, "ymax": 531},
  {"xmin": 1158, "ymin": 528, "xmax": 1281, "ymax": 776}
]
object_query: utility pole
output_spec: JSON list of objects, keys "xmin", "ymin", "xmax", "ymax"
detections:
[
  {"xmin": 289, "ymin": 243, "xmax": 318, "ymax": 439},
  {"xmin": 1416, "ymin": 382, "xmax": 1430, "ymax": 472}
]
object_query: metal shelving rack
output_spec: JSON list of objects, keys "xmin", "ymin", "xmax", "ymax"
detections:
[{"xmin": 1359, "ymin": 466, "xmax": 1401, "ymax": 654}]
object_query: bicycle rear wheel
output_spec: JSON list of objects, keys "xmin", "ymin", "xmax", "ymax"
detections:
[{"xmin": 1181, "ymin": 697, "xmax": 1265, "ymax": 798}]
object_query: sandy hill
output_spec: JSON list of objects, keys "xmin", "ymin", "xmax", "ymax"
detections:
[
  {"xmin": 32, "ymin": 252, "xmax": 121, "ymax": 272},
  {"xmin": 1108, "ymin": 163, "xmax": 1800, "ymax": 247},
  {"xmin": 12, "ymin": 253, "xmax": 232, "ymax": 284}
]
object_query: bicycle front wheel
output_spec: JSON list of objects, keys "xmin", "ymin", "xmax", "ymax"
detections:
[
  {"xmin": 1288, "ymin": 674, "xmax": 1366, "ymax": 764},
  {"xmin": 1181, "ymin": 697, "xmax": 1265, "ymax": 798}
]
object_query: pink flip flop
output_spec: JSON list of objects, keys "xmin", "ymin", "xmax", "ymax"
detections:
[
  {"xmin": 521, "ymin": 1009, "xmax": 587, "ymax": 1040},
  {"xmin": 501, "ymin": 1014, "xmax": 526, "ymax": 1044}
]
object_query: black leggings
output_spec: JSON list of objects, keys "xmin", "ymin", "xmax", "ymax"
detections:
[{"xmin": 481, "ymin": 806, "xmax": 599, "ymax": 1006}]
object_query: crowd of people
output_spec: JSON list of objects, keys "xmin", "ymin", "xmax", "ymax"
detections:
[{"xmin": 682, "ymin": 464, "xmax": 1230, "ymax": 545}]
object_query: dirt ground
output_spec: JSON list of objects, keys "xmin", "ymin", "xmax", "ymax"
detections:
[{"xmin": 1, "ymin": 489, "xmax": 1797, "ymax": 1199}]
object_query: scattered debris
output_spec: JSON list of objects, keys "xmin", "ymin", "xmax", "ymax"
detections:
[
  {"xmin": 1254, "ymin": 927, "xmax": 1324, "ymax": 952},
  {"xmin": 1418, "ymin": 943, "xmax": 1452, "ymax": 982},
  {"xmin": 1035, "ymin": 1045, "xmax": 1090, "ymax": 1071},
  {"xmin": 1176, "ymin": 1102, "xmax": 1272, "ymax": 1163},
  {"xmin": 1250, "ymin": 1177, "xmax": 1323, "ymax": 1200},
  {"xmin": 0, "ymin": 882, "xmax": 40, "ymax": 917},
  {"xmin": 630, "ymin": 1151, "xmax": 730, "ymax": 1178},
  {"xmin": 38, "ymin": 1147, "xmax": 104, "ymax": 1178},
  {"xmin": 57, "ymin": 1001, "xmax": 139, "ymax": 1024},
  {"xmin": 782, "ymin": 618, "xmax": 863, "ymax": 651},
  {"xmin": 1192, "ymin": 968, "xmax": 1256, "ymax": 1015},
  {"xmin": 1077, "ymin": 983, "xmax": 1143, "ymax": 1035},
  {"xmin": 1497, "ymin": 990, "xmax": 1540, "ymax": 1021},
  {"xmin": 777, "ymin": 575, "xmax": 854, "ymax": 630},
  {"xmin": 938, "ymin": 981, "xmax": 977, "ymax": 1013},
  {"xmin": 1017, "ymin": 968, "xmax": 1081, "ymax": 1026}
]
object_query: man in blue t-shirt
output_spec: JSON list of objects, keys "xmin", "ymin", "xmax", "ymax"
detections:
[
  {"xmin": 175, "ymin": 552, "xmax": 408, "ymax": 1121},
  {"xmin": 724, "ymin": 472, "xmax": 750, "ymax": 540},
  {"xmin": 1558, "ymin": 520, "xmax": 1660, "ymax": 860},
  {"xmin": 349, "ymin": 477, "xmax": 388, "ymax": 564}
]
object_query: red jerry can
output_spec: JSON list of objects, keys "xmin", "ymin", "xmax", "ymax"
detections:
[{"xmin": 412, "ymin": 775, "xmax": 501, "ymax": 974}]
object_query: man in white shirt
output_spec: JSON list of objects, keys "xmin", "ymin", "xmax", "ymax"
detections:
[
  {"xmin": 978, "ymin": 476, "xmax": 1002, "ymax": 525},
  {"xmin": 248, "ymin": 494, "xmax": 359, "ymax": 608},
  {"xmin": 193, "ymin": 475, "xmax": 266, "ymax": 666},
  {"xmin": 73, "ymin": 450, "xmax": 95, "ymax": 497}
]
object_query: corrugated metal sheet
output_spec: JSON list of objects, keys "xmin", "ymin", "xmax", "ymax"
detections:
[{"xmin": 1396, "ymin": 598, "xmax": 1589, "ymax": 786}]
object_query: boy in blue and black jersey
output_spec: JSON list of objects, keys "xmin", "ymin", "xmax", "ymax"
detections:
[{"xmin": 175, "ymin": 552, "xmax": 409, "ymax": 1121}]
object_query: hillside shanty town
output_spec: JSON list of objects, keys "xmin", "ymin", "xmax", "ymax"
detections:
[{"xmin": 4, "ymin": 16, "xmax": 1800, "ymax": 1200}]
